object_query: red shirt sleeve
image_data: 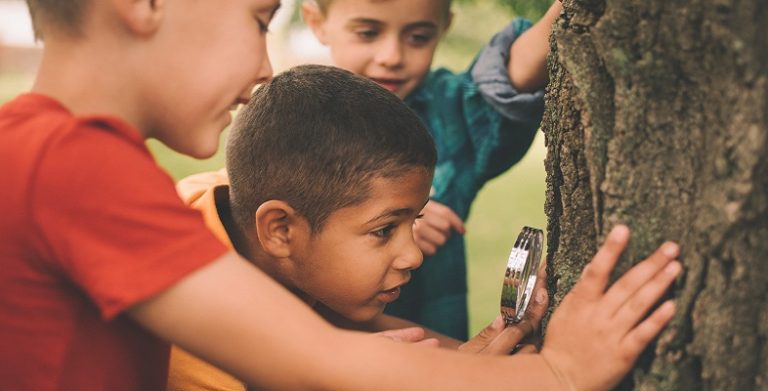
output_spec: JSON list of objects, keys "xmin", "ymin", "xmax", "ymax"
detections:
[{"xmin": 31, "ymin": 116, "xmax": 228, "ymax": 319}]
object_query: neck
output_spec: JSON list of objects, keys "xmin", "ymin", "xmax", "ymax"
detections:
[
  {"xmin": 216, "ymin": 188, "xmax": 317, "ymax": 309},
  {"xmin": 32, "ymin": 37, "xmax": 146, "ymax": 137}
]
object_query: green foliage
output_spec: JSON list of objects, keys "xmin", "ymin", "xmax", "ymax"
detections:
[{"xmin": 457, "ymin": 0, "xmax": 552, "ymax": 20}]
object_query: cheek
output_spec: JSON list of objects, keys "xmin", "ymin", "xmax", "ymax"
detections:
[{"xmin": 330, "ymin": 44, "xmax": 372, "ymax": 72}]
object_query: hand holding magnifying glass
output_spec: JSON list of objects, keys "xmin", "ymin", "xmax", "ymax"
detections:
[{"xmin": 500, "ymin": 226, "xmax": 544, "ymax": 325}]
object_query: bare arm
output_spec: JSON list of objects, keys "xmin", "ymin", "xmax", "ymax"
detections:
[
  {"xmin": 128, "ymin": 252, "xmax": 562, "ymax": 390},
  {"xmin": 129, "ymin": 225, "xmax": 680, "ymax": 391},
  {"xmin": 508, "ymin": 1, "xmax": 563, "ymax": 92}
]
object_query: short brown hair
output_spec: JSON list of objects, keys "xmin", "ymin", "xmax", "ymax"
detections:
[
  {"xmin": 25, "ymin": 0, "xmax": 87, "ymax": 39},
  {"xmin": 226, "ymin": 65, "xmax": 437, "ymax": 234},
  {"xmin": 310, "ymin": 0, "xmax": 452, "ymax": 21}
]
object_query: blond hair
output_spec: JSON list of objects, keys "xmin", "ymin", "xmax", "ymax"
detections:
[{"xmin": 310, "ymin": 0, "xmax": 451, "ymax": 21}]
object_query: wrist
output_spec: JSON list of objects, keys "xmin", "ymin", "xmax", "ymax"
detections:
[{"xmin": 538, "ymin": 349, "xmax": 578, "ymax": 391}]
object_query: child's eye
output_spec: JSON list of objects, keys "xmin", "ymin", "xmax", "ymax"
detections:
[
  {"xmin": 372, "ymin": 224, "xmax": 396, "ymax": 239},
  {"xmin": 355, "ymin": 29, "xmax": 379, "ymax": 40},
  {"xmin": 407, "ymin": 32, "xmax": 435, "ymax": 46},
  {"xmin": 256, "ymin": 18, "xmax": 270, "ymax": 33}
]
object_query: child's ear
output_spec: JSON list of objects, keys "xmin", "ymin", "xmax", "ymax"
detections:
[
  {"xmin": 111, "ymin": 0, "xmax": 164, "ymax": 36},
  {"xmin": 253, "ymin": 200, "xmax": 305, "ymax": 259},
  {"xmin": 301, "ymin": 1, "xmax": 328, "ymax": 45}
]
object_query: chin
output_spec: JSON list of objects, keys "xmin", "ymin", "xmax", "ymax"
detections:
[{"xmin": 345, "ymin": 307, "xmax": 384, "ymax": 324}]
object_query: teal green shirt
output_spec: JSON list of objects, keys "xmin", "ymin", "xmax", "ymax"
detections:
[{"xmin": 384, "ymin": 19, "xmax": 544, "ymax": 340}]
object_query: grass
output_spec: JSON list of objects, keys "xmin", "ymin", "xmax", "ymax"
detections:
[{"xmin": 0, "ymin": 1, "xmax": 547, "ymax": 337}]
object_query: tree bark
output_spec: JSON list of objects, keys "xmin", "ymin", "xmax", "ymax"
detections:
[{"xmin": 543, "ymin": 0, "xmax": 768, "ymax": 389}]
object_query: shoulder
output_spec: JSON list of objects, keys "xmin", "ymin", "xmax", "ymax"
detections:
[{"xmin": 177, "ymin": 169, "xmax": 230, "ymax": 206}]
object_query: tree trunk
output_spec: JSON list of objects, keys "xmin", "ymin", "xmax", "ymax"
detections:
[{"xmin": 543, "ymin": 0, "xmax": 768, "ymax": 389}]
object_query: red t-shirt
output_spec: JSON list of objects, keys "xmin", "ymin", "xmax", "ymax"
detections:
[{"xmin": 0, "ymin": 94, "xmax": 228, "ymax": 390}]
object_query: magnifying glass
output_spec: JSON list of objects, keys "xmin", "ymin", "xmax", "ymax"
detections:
[{"xmin": 500, "ymin": 226, "xmax": 544, "ymax": 325}]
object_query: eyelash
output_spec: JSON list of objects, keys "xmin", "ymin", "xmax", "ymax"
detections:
[
  {"xmin": 372, "ymin": 224, "xmax": 397, "ymax": 239},
  {"xmin": 355, "ymin": 29, "xmax": 379, "ymax": 40},
  {"xmin": 256, "ymin": 19, "xmax": 270, "ymax": 33},
  {"xmin": 408, "ymin": 33, "xmax": 434, "ymax": 46}
]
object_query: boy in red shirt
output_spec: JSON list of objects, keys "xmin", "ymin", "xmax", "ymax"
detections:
[{"xmin": 0, "ymin": 0, "xmax": 682, "ymax": 390}]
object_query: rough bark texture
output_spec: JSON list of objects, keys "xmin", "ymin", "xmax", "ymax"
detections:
[{"xmin": 543, "ymin": 0, "xmax": 768, "ymax": 389}]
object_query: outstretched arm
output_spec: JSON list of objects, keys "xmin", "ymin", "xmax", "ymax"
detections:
[
  {"xmin": 129, "ymin": 224, "xmax": 680, "ymax": 390},
  {"xmin": 508, "ymin": 1, "xmax": 563, "ymax": 92}
]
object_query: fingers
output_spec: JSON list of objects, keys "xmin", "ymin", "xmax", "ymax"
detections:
[
  {"xmin": 519, "ymin": 283, "xmax": 548, "ymax": 335},
  {"xmin": 458, "ymin": 315, "xmax": 505, "ymax": 353},
  {"xmin": 611, "ymin": 261, "xmax": 681, "ymax": 332},
  {"xmin": 480, "ymin": 319, "xmax": 535, "ymax": 355},
  {"xmin": 515, "ymin": 343, "xmax": 539, "ymax": 354},
  {"xmin": 619, "ymin": 300, "xmax": 676, "ymax": 362},
  {"xmin": 433, "ymin": 202, "xmax": 466, "ymax": 235},
  {"xmin": 413, "ymin": 221, "xmax": 445, "ymax": 255},
  {"xmin": 419, "ymin": 201, "xmax": 466, "ymax": 236},
  {"xmin": 412, "ymin": 337, "xmax": 441, "ymax": 348},
  {"xmin": 601, "ymin": 242, "xmax": 679, "ymax": 314},
  {"xmin": 374, "ymin": 327, "xmax": 426, "ymax": 343},
  {"xmin": 413, "ymin": 201, "xmax": 465, "ymax": 255},
  {"xmin": 571, "ymin": 225, "xmax": 630, "ymax": 299}
]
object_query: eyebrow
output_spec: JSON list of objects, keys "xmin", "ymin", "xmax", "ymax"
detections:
[
  {"xmin": 364, "ymin": 198, "xmax": 429, "ymax": 225},
  {"xmin": 365, "ymin": 208, "xmax": 415, "ymax": 225},
  {"xmin": 346, "ymin": 18, "xmax": 438, "ymax": 31}
]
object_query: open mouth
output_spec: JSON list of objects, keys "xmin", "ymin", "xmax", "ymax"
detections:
[
  {"xmin": 369, "ymin": 78, "xmax": 405, "ymax": 92},
  {"xmin": 378, "ymin": 286, "xmax": 401, "ymax": 303}
]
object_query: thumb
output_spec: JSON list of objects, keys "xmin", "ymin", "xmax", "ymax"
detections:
[{"xmin": 458, "ymin": 315, "xmax": 506, "ymax": 353}]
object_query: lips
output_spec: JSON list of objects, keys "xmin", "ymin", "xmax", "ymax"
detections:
[
  {"xmin": 369, "ymin": 77, "xmax": 406, "ymax": 93},
  {"xmin": 377, "ymin": 286, "xmax": 402, "ymax": 304},
  {"xmin": 378, "ymin": 277, "xmax": 410, "ymax": 304}
]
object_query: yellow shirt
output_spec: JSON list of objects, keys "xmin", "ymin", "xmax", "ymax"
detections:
[{"xmin": 166, "ymin": 169, "xmax": 246, "ymax": 391}]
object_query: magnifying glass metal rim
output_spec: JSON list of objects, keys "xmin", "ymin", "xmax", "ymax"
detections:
[{"xmin": 500, "ymin": 226, "xmax": 544, "ymax": 325}]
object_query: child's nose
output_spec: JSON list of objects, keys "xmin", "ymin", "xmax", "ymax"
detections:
[
  {"xmin": 254, "ymin": 52, "xmax": 274, "ymax": 85},
  {"xmin": 393, "ymin": 237, "xmax": 424, "ymax": 271},
  {"xmin": 374, "ymin": 37, "xmax": 404, "ymax": 69}
]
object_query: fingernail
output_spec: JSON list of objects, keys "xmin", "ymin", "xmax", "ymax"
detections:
[
  {"xmin": 662, "ymin": 242, "xmax": 679, "ymax": 258},
  {"xmin": 535, "ymin": 290, "xmax": 547, "ymax": 304},
  {"xmin": 492, "ymin": 315, "xmax": 505, "ymax": 330},
  {"xmin": 610, "ymin": 225, "xmax": 630, "ymax": 240},
  {"xmin": 665, "ymin": 261, "xmax": 681, "ymax": 276}
]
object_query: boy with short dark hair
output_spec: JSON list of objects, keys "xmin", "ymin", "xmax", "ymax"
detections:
[{"xmin": 1, "ymin": 1, "xmax": 681, "ymax": 390}]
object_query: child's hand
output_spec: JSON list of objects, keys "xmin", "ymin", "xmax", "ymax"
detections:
[
  {"xmin": 413, "ymin": 200, "xmax": 465, "ymax": 255},
  {"xmin": 459, "ymin": 268, "xmax": 548, "ymax": 355},
  {"xmin": 541, "ymin": 225, "xmax": 681, "ymax": 390},
  {"xmin": 372, "ymin": 327, "xmax": 440, "ymax": 348}
]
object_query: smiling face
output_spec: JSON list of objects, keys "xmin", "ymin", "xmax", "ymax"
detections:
[
  {"xmin": 285, "ymin": 169, "xmax": 431, "ymax": 322},
  {"xmin": 140, "ymin": 0, "xmax": 280, "ymax": 158},
  {"xmin": 304, "ymin": 0, "xmax": 450, "ymax": 99}
]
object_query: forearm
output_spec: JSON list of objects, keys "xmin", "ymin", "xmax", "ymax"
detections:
[
  {"xmin": 129, "ymin": 253, "xmax": 567, "ymax": 389},
  {"xmin": 321, "ymin": 335, "xmax": 568, "ymax": 391},
  {"xmin": 508, "ymin": 1, "xmax": 563, "ymax": 92}
]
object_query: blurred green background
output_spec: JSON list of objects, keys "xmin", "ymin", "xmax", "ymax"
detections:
[{"xmin": 0, "ymin": 0, "xmax": 547, "ymax": 336}]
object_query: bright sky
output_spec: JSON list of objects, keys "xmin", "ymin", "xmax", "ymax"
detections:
[{"xmin": 0, "ymin": 1, "xmax": 38, "ymax": 47}]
